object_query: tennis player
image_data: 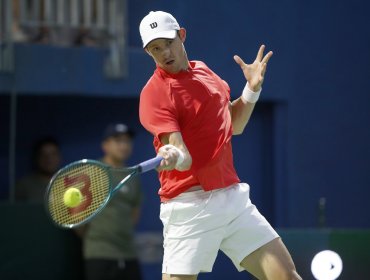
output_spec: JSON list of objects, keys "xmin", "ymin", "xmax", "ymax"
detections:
[{"xmin": 139, "ymin": 11, "xmax": 302, "ymax": 280}]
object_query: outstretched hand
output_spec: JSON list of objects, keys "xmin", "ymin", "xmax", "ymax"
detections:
[{"xmin": 234, "ymin": 45, "xmax": 273, "ymax": 92}]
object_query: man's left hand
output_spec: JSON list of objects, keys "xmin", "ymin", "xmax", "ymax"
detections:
[{"xmin": 233, "ymin": 45, "xmax": 273, "ymax": 92}]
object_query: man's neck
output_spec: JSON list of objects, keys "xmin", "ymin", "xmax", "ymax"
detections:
[{"xmin": 181, "ymin": 59, "xmax": 190, "ymax": 71}]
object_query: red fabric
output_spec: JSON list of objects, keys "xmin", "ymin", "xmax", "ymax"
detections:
[{"xmin": 139, "ymin": 61, "xmax": 240, "ymax": 201}]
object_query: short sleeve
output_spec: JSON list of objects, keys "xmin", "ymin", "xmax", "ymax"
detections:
[
  {"xmin": 139, "ymin": 80, "xmax": 180, "ymax": 139},
  {"xmin": 222, "ymin": 80, "xmax": 231, "ymax": 100},
  {"xmin": 198, "ymin": 60, "xmax": 231, "ymax": 101}
]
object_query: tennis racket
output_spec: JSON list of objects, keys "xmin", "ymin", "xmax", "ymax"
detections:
[{"xmin": 45, "ymin": 156, "xmax": 162, "ymax": 229}]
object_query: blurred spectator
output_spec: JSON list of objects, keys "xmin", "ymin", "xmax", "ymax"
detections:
[
  {"xmin": 15, "ymin": 137, "xmax": 61, "ymax": 202},
  {"xmin": 76, "ymin": 123, "xmax": 143, "ymax": 280},
  {"xmin": 7, "ymin": 0, "xmax": 100, "ymax": 46}
]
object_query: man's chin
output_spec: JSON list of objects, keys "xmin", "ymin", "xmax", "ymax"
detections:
[{"xmin": 161, "ymin": 64, "xmax": 180, "ymax": 74}]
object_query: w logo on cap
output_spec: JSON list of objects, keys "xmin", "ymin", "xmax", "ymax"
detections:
[{"xmin": 140, "ymin": 11, "xmax": 180, "ymax": 48}]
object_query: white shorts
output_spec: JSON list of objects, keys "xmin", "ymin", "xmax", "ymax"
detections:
[{"xmin": 159, "ymin": 183, "xmax": 279, "ymax": 275}]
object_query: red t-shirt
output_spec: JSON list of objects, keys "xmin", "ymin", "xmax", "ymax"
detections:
[{"xmin": 139, "ymin": 60, "xmax": 240, "ymax": 201}]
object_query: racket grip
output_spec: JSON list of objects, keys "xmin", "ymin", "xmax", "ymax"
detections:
[{"xmin": 138, "ymin": 156, "xmax": 163, "ymax": 173}]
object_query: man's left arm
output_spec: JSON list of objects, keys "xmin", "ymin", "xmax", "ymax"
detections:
[{"xmin": 230, "ymin": 45, "xmax": 273, "ymax": 135}]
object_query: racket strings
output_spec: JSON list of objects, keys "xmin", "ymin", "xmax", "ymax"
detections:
[{"xmin": 47, "ymin": 163, "xmax": 110, "ymax": 227}]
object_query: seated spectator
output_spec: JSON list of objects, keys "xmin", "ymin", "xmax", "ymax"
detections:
[{"xmin": 15, "ymin": 137, "xmax": 61, "ymax": 203}]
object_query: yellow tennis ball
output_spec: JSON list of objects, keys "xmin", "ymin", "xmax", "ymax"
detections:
[{"xmin": 63, "ymin": 188, "xmax": 83, "ymax": 207}]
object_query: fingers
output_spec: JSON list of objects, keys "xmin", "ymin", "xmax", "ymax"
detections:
[
  {"xmin": 233, "ymin": 55, "xmax": 246, "ymax": 68},
  {"xmin": 237, "ymin": 45, "xmax": 272, "ymax": 65},
  {"xmin": 256, "ymin": 45, "xmax": 274, "ymax": 65},
  {"xmin": 261, "ymin": 50, "xmax": 273, "ymax": 64},
  {"xmin": 256, "ymin": 45, "xmax": 265, "ymax": 61},
  {"xmin": 235, "ymin": 46, "xmax": 272, "ymax": 81},
  {"xmin": 157, "ymin": 145, "xmax": 179, "ymax": 171},
  {"xmin": 158, "ymin": 154, "xmax": 175, "ymax": 171},
  {"xmin": 261, "ymin": 50, "xmax": 272, "ymax": 75},
  {"xmin": 261, "ymin": 62, "xmax": 267, "ymax": 76}
]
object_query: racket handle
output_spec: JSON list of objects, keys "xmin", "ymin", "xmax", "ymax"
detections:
[{"xmin": 138, "ymin": 156, "xmax": 163, "ymax": 173}]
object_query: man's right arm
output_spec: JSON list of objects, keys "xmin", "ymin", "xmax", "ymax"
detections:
[
  {"xmin": 139, "ymin": 84, "xmax": 191, "ymax": 171},
  {"xmin": 157, "ymin": 132, "xmax": 192, "ymax": 172}
]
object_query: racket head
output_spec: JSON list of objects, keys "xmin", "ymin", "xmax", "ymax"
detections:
[{"xmin": 45, "ymin": 159, "xmax": 114, "ymax": 229}]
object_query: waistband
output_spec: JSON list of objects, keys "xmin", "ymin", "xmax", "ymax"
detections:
[{"xmin": 165, "ymin": 184, "xmax": 239, "ymax": 203}]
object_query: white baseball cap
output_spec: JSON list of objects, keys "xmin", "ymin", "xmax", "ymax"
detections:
[{"xmin": 139, "ymin": 11, "xmax": 180, "ymax": 48}]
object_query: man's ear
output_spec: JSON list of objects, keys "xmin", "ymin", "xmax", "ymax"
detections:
[{"xmin": 179, "ymin": 28, "xmax": 187, "ymax": 43}]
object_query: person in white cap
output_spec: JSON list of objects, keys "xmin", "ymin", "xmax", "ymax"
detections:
[{"xmin": 139, "ymin": 11, "xmax": 302, "ymax": 280}]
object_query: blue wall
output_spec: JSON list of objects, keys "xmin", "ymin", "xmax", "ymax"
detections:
[{"xmin": 1, "ymin": 0, "xmax": 369, "ymax": 229}]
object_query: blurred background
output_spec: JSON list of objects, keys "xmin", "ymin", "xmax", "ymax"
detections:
[{"xmin": 1, "ymin": 0, "xmax": 369, "ymax": 279}]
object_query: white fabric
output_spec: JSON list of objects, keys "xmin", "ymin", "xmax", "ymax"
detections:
[
  {"xmin": 241, "ymin": 82, "xmax": 261, "ymax": 104},
  {"xmin": 139, "ymin": 11, "xmax": 180, "ymax": 48},
  {"xmin": 160, "ymin": 183, "xmax": 279, "ymax": 275}
]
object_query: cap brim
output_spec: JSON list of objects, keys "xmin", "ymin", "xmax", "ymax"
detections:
[{"xmin": 143, "ymin": 30, "xmax": 177, "ymax": 48}]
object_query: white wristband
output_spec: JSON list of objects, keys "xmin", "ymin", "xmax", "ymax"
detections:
[
  {"xmin": 159, "ymin": 144, "xmax": 185, "ymax": 169},
  {"xmin": 241, "ymin": 82, "xmax": 261, "ymax": 104}
]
